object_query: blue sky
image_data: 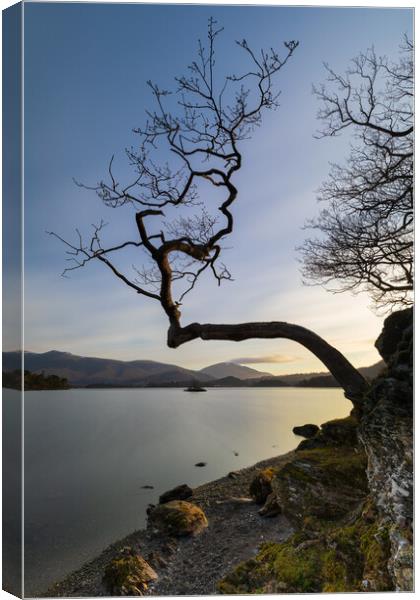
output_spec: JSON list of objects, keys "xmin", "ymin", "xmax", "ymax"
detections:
[{"xmin": 18, "ymin": 2, "xmax": 413, "ymax": 374}]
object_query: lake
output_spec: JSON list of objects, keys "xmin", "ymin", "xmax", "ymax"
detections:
[{"xmin": 17, "ymin": 387, "xmax": 352, "ymax": 595}]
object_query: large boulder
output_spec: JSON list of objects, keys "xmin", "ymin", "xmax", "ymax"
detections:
[
  {"xmin": 271, "ymin": 446, "xmax": 368, "ymax": 526},
  {"xmin": 293, "ymin": 424, "xmax": 319, "ymax": 438},
  {"xmin": 103, "ymin": 547, "xmax": 158, "ymax": 596},
  {"xmin": 147, "ymin": 500, "xmax": 208, "ymax": 537},
  {"xmin": 249, "ymin": 467, "xmax": 275, "ymax": 505},
  {"xmin": 159, "ymin": 484, "xmax": 193, "ymax": 504}
]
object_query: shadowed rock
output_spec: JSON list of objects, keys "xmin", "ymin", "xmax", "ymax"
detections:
[
  {"xmin": 292, "ymin": 424, "xmax": 319, "ymax": 438},
  {"xmin": 159, "ymin": 484, "xmax": 193, "ymax": 504},
  {"xmin": 249, "ymin": 467, "xmax": 275, "ymax": 505}
]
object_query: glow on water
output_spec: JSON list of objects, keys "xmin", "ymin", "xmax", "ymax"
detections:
[{"xmin": 19, "ymin": 387, "xmax": 352, "ymax": 594}]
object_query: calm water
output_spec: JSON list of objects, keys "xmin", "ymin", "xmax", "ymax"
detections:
[{"xmin": 19, "ymin": 387, "xmax": 352, "ymax": 595}]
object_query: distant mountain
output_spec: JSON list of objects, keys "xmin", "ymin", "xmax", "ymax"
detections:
[
  {"xmin": 199, "ymin": 362, "xmax": 272, "ymax": 380},
  {"xmin": 2, "ymin": 351, "xmax": 385, "ymax": 389},
  {"xmin": 3, "ymin": 351, "xmax": 213, "ymax": 387}
]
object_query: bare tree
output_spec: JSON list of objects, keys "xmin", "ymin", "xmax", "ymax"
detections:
[
  {"xmin": 300, "ymin": 37, "xmax": 413, "ymax": 311},
  {"xmin": 50, "ymin": 20, "xmax": 367, "ymax": 405}
]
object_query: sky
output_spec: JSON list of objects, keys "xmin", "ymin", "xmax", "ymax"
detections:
[{"xmin": 11, "ymin": 1, "xmax": 413, "ymax": 375}]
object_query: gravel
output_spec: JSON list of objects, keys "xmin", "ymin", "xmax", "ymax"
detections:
[{"xmin": 44, "ymin": 451, "xmax": 296, "ymax": 597}]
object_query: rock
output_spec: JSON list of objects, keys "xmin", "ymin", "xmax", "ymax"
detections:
[
  {"xmin": 216, "ymin": 496, "xmax": 253, "ymax": 505},
  {"xmin": 103, "ymin": 547, "xmax": 158, "ymax": 596},
  {"xmin": 297, "ymin": 436, "xmax": 328, "ymax": 451},
  {"xmin": 228, "ymin": 471, "xmax": 240, "ymax": 479},
  {"xmin": 374, "ymin": 307, "xmax": 412, "ymax": 365},
  {"xmin": 195, "ymin": 462, "xmax": 207, "ymax": 467},
  {"xmin": 292, "ymin": 424, "xmax": 319, "ymax": 438},
  {"xmin": 320, "ymin": 416, "xmax": 358, "ymax": 446},
  {"xmin": 249, "ymin": 467, "xmax": 275, "ymax": 505},
  {"xmin": 141, "ymin": 485, "xmax": 154, "ymax": 490},
  {"xmin": 271, "ymin": 446, "xmax": 368, "ymax": 526},
  {"xmin": 147, "ymin": 500, "xmax": 208, "ymax": 537},
  {"xmin": 359, "ymin": 309, "xmax": 413, "ymax": 590},
  {"xmin": 258, "ymin": 492, "xmax": 281, "ymax": 518},
  {"xmin": 159, "ymin": 484, "xmax": 193, "ymax": 504}
]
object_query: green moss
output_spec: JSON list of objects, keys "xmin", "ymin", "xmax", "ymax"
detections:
[
  {"xmin": 103, "ymin": 552, "xmax": 157, "ymax": 595},
  {"xmin": 291, "ymin": 446, "xmax": 368, "ymax": 489},
  {"xmin": 264, "ymin": 540, "xmax": 323, "ymax": 592}
]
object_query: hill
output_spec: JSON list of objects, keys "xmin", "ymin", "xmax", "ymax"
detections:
[
  {"xmin": 2, "ymin": 351, "xmax": 213, "ymax": 387},
  {"xmin": 199, "ymin": 362, "xmax": 272, "ymax": 380}
]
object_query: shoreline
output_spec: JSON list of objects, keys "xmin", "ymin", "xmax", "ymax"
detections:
[{"xmin": 45, "ymin": 449, "xmax": 297, "ymax": 597}]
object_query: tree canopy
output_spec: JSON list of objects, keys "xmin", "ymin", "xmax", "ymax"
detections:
[{"xmin": 300, "ymin": 38, "xmax": 413, "ymax": 311}]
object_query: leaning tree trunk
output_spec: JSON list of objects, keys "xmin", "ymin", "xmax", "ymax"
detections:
[{"xmin": 168, "ymin": 321, "xmax": 367, "ymax": 407}]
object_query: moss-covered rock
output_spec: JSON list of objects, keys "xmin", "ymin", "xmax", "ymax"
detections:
[
  {"xmin": 103, "ymin": 547, "xmax": 158, "ymax": 596},
  {"xmin": 249, "ymin": 467, "xmax": 275, "ymax": 505},
  {"xmin": 218, "ymin": 499, "xmax": 393, "ymax": 594},
  {"xmin": 272, "ymin": 445, "xmax": 368, "ymax": 526},
  {"xmin": 320, "ymin": 415, "xmax": 359, "ymax": 445},
  {"xmin": 147, "ymin": 500, "xmax": 208, "ymax": 537},
  {"xmin": 296, "ymin": 415, "xmax": 359, "ymax": 451}
]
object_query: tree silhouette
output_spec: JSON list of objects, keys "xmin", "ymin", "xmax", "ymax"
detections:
[
  {"xmin": 300, "ymin": 38, "xmax": 413, "ymax": 311},
  {"xmin": 50, "ymin": 20, "xmax": 367, "ymax": 405}
]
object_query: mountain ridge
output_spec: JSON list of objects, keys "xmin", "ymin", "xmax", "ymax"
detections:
[{"xmin": 3, "ymin": 350, "xmax": 385, "ymax": 387}]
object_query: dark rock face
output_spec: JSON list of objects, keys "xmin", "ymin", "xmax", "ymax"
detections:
[
  {"xmin": 102, "ymin": 547, "xmax": 158, "ymax": 595},
  {"xmin": 374, "ymin": 307, "xmax": 412, "ymax": 364},
  {"xmin": 159, "ymin": 484, "xmax": 193, "ymax": 504},
  {"xmin": 147, "ymin": 500, "xmax": 208, "ymax": 537},
  {"xmin": 249, "ymin": 467, "xmax": 275, "ymax": 505},
  {"xmin": 292, "ymin": 424, "xmax": 319, "ymax": 438},
  {"xmin": 296, "ymin": 416, "xmax": 358, "ymax": 451},
  {"xmin": 321, "ymin": 416, "xmax": 358, "ymax": 446},
  {"xmin": 359, "ymin": 308, "xmax": 413, "ymax": 591}
]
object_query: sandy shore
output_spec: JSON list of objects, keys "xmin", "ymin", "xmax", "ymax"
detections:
[{"xmin": 45, "ymin": 450, "xmax": 296, "ymax": 597}]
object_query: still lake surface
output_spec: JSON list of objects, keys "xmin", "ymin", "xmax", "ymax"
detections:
[{"xmin": 20, "ymin": 387, "xmax": 352, "ymax": 595}]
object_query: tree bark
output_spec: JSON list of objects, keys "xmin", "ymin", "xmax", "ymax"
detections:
[{"xmin": 168, "ymin": 321, "xmax": 367, "ymax": 406}]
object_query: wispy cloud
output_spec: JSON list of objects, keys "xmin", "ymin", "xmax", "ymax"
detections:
[{"xmin": 230, "ymin": 354, "xmax": 299, "ymax": 365}]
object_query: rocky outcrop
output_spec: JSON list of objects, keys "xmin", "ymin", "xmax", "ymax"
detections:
[
  {"xmin": 218, "ymin": 444, "xmax": 393, "ymax": 593},
  {"xmin": 219, "ymin": 308, "xmax": 413, "ymax": 593},
  {"xmin": 292, "ymin": 424, "xmax": 319, "ymax": 438},
  {"xmin": 159, "ymin": 484, "xmax": 193, "ymax": 504},
  {"xmin": 147, "ymin": 500, "xmax": 208, "ymax": 537},
  {"xmin": 359, "ymin": 308, "xmax": 413, "ymax": 591},
  {"xmin": 102, "ymin": 547, "xmax": 157, "ymax": 595}
]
